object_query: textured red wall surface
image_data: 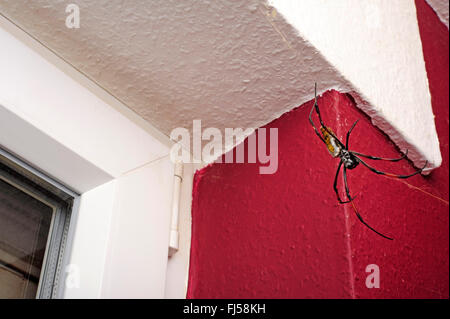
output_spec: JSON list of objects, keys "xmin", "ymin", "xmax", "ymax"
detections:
[{"xmin": 187, "ymin": 0, "xmax": 449, "ymax": 299}]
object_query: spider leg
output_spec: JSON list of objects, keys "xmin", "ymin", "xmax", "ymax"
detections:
[
  {"xmin": 345, "ymin": 120, "xmax": 359, "ymax": 149},
  {"xmin": 351, "ymin": 204, "xmax": 394, "ymax": 240},
  {"xmin": 333, "ymin": 161, "xmax": 353, "ymax": 204},
  {"xmin": 351, "ymin": 149, "xmax": 408, "ymax": 162},
  {"xmin": 355, "ymin": 155, "xmax": 427, "ymax": 179},
  {"xmin": 313, "ymin": 84, "xmax": 330, "ymax": 132},
  {"xmin": 313, "ymin": 83, "xmax": 326, "ymax": 128},
  {"xmin": 310, "ymin": 83, "xmax": 343, "ymax": 145},
  {"xmin": 342, "ymin": 166, "xmax": 356, "ymax": 202},
  {"xmin": 343, "ymin": 167, "xmax": 394, "ymax": 240},
  {"xmin": 309, "ymin": 103, "xmax": 327, "ymax": 144}
]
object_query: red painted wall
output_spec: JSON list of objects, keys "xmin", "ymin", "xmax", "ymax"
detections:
[{"xmin": 187, "ymin": 0, "xmax": 449, "ymax": 299}]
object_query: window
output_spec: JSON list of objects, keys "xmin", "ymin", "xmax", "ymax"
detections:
[{"xmin": 0, "ymin": 148, "xmax": 77, "ymax": 299}]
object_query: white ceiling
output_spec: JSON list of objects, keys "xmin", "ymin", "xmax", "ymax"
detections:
[
  {"xmin": 0, "ymin": 0, "xmax": 352, "ymax": 155},
  {"xmin": 0, "ymin": 0, "xmax": 442, "ymax": 169}
]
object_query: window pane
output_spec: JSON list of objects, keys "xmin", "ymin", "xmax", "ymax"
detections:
[{"xmin": 0, "ymin": 178, "xmax": 53, "ymax": 299}]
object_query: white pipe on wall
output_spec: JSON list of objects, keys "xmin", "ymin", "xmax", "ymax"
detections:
[{"xmin": 168, "ymin": 161, "xmax": 183, "ymax": 257}]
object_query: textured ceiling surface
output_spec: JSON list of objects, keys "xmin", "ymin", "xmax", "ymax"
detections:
[
  {"xmin": 0, "ymin": 0, "xmax": 351, "ymax": 154},
  {"xmin": 426, "ymin": 0, "xmax": 449, "ymax": 28},
  {"xmin": 0, "ymin": 0, "xmax": 442, "ymax": 169}
]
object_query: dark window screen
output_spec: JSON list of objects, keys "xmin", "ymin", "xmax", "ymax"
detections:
[{"xmin": 0, "ymin": 178, "xmax": 53, "ymax": 298}]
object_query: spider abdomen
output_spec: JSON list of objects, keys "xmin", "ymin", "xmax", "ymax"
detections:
[{"xmin": 320, "ymin": 127, "xmax": 341, "ymax": 157}]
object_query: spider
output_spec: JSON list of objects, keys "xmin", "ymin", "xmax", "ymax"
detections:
[{"xmin": 309, "ymin": 83, "xmax": 427, "ymax": 240}]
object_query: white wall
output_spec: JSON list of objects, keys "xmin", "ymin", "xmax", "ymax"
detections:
[{"xmin": 101, "ymin": 157, "xmax": 174, "ymax": 298}]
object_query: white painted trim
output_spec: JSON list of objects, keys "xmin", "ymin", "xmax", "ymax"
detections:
[
  {"xmin": 100, "ymin": 157, "xmax": 174, "ymax": 299},
  {"xmin": 0, "ymin": 15, "xmax": 172, "ymax": 192},
  {"xmin": 63, "ymin": 180, "xmax": 116, "ymax": 299},
  {"xmin": 0, "ymin": 105, "xmax": 113, "ymax": 193}
]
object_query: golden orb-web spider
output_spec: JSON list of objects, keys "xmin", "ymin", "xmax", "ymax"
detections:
[{"xmin": 309, "ymin": 83, "xmax": 427, "ymax": 240}]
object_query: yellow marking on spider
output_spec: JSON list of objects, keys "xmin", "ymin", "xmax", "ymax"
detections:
[{"xmin": 320, "ymin": 127, "xmax": 340, "ymax": 157}]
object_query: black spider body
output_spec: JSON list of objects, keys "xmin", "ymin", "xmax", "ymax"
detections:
[
  {"xmin": 340, "ymin": 149, "xmax": 359, "ymax": 169},
  {"xmin": 308, "ymin": 83, "xmax": 427, "ymax": 240}
]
